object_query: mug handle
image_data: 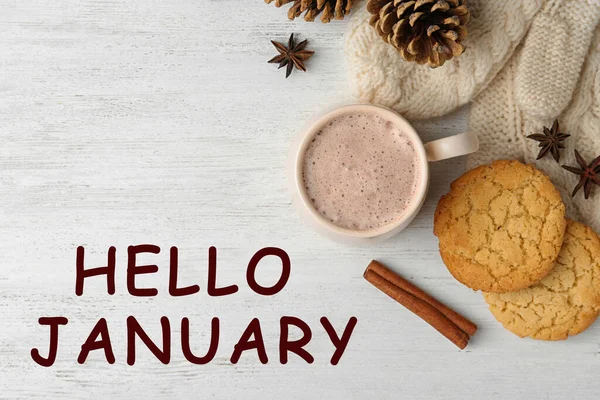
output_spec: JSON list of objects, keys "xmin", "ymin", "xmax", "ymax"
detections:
[{"xmin": 423, "ymin": 131, "xmax": 479, "ymax": 162}]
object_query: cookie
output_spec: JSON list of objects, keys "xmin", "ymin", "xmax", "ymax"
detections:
[
  {"xmin": 484, "ymin": 220, "xmax": 600, "ymax": 340},
  {"xmin": 434, "ymin": 160, "xmax": 566, "ymax": 293}
]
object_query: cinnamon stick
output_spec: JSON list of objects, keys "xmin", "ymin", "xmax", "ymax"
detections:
[
  {"xmin": 366, "ymin": 260, "xmax": 478, "ymax": 336},
  {"xmin": 364, "ymin": 261, "xmax": 477, "ymax": 349}
]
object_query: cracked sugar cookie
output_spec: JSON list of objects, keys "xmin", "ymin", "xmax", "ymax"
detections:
[
  {"xmin": 484, "ymin": 220, "xmax": 600, "ymax": 340},
  {"xmin": 434, "ymin": 160, "xmax": 566, "ymax": 293}
]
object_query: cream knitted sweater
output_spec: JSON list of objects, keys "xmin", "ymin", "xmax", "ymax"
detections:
[
  {"xmin": 345, "ymin": 0, "xmax": 542, "ymax": 120},
  {"xmin": 469, "ymin": 26, "xmax": 600, "ymax": 233},
  {"xmin": 346, "ymin": 0, "xmax": 600, "ymax": 232}
]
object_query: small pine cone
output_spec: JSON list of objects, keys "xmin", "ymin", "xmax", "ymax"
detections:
[
  {"xmin": 265, "ymin": 0, "xmax": 354, "ymax": 23},
  {"xmin": 367, "ymin": 0, "xmax": 470, "ymax": 67}
]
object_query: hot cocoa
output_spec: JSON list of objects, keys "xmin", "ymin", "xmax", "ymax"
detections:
[{"xmin": 302, "ymin": 111, "xmax": 421, "ymax": 231}]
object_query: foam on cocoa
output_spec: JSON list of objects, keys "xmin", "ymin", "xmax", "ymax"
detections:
[{"xmin": 302, "ymin": 111, "xmax": 420, "ymax": 231}]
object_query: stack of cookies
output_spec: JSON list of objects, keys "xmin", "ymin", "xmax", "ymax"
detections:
[{"xmin": 434, "ymin": 160, "xmax": 600, "ymax": 340}]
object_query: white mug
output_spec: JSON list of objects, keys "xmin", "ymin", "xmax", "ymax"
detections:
[{"xmin": 287, "ymin": 104, "xmax": 478, "ymax": 244}]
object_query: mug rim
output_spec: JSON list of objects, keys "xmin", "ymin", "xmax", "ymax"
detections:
[{"xmin": 293, "ymin": 103, "xmax": 430, "ymax": 239}]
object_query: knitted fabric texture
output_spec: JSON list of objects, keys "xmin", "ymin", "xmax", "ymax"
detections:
[
  {"xmin": 345, "ymin": 0, "xmax": 542, "ymax": 120},
  {"xmin": 468, "ymin": 26, "xmax": 600, "ymax": 233},
  {"xmin": 515, "ymin": 0, "xmax": 600, "ymax": 120}
]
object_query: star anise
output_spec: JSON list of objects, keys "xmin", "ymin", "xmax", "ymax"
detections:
[
  {"xmin": 268, "ymin": 33, "xmax": 314, "ymax": 78},
  {"xmin": 562, "ymin": 150, "xmax": 600, "ymax": 199},
  {"xmin": 526, "ymin": 120, "xmax": 570, "ymax": 163}
]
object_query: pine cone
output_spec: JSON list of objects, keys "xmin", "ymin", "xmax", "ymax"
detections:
[
  {"xmin": 265, "ymin": 0, "xmax": 354, "ymax": 23},
  {"xmin": 367, "ymin": 0, "xmax": 470, "ymax": 67}
]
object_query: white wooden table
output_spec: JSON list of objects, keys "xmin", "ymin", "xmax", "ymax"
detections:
[{"xmin": 1, "ymin": 1, "xmax": 599, "ymax": 399}]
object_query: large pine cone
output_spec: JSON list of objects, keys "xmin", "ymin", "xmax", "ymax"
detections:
[
  {"xmin": 367, "ymin": 0, "xmax": 470, "ymax": 67},
  {"xmin": 265, "ymin": 0, "xmax": 354, "ymax": 23}
]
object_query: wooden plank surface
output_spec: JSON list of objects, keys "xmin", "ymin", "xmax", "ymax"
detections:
[{"xmin": 1, "ymin": 1, "xmax": 599, "ymax": 399}]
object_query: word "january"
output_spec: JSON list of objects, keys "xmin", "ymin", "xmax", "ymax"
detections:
[{"xmin": 31, "ymin": 245, "xmax": 358, "ymax": 367}]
